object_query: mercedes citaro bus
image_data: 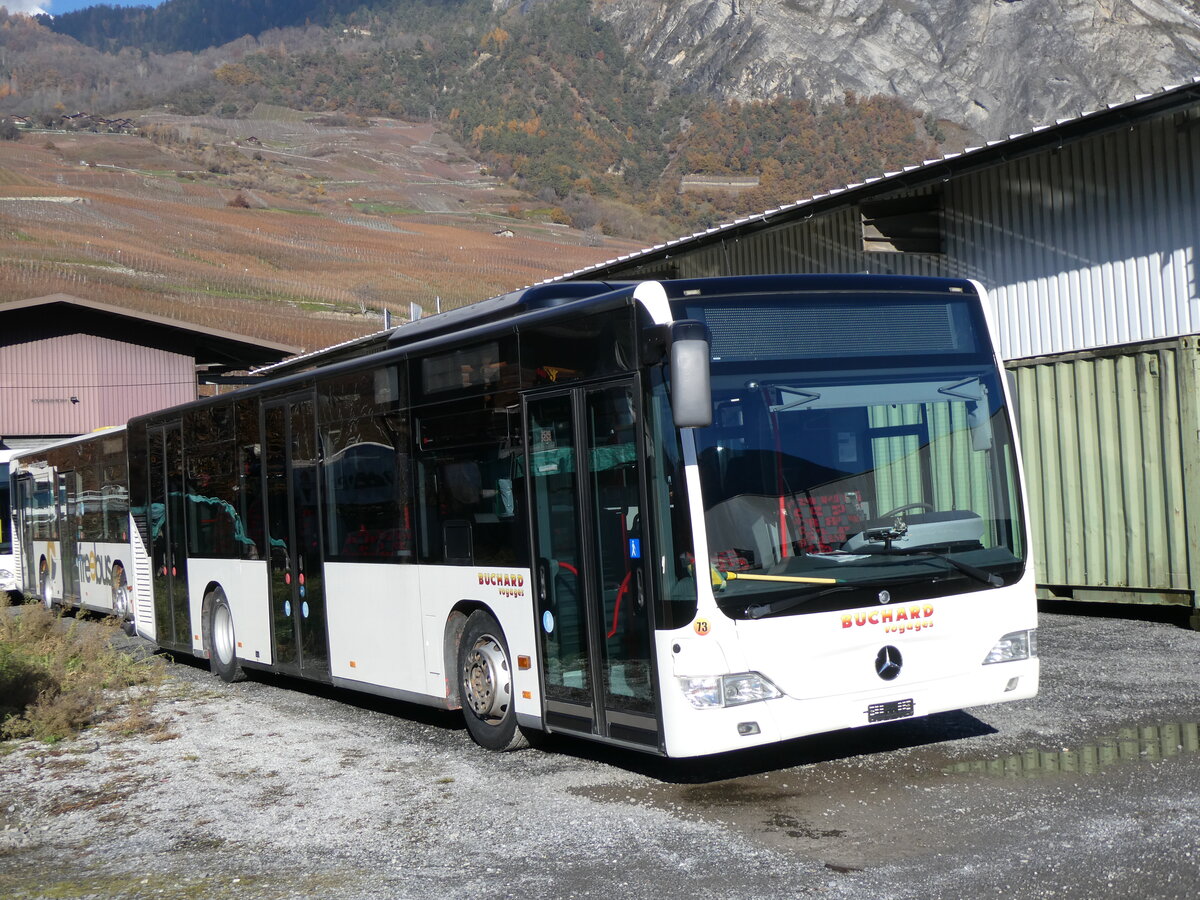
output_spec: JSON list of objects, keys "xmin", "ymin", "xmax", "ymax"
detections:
[{"xmin": 9, "ymin": 275, "xmax": 1037, "ymax": 757}]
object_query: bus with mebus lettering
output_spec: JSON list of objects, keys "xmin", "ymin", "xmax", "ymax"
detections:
[
  {"xmin": 8, "ymin": 430, "xmax": 134, "ymax": 621},
  {"xmin": 10, "ymin": 275, "xmax": 1037, "ymax": 757}
]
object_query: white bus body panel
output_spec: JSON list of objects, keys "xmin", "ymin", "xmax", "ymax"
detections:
[
  {"xmin": 186, "ymin": 559, "xmax": 271, "ymax": 664},
  {"xmin": 73, "ymin": 539, "xmax": 131, "ymax": 613},
  {"xmin": 324, "ymin": 562, "xmax": 425, "ymax": 690},
  {"xmin": 658, "ymin": 580, "xmax": 1039, "ymax": 758},
  {"xmin": 323, "ymin": 563, "xmax": 540, "ymax": 719},
  {"xmin": 418, "ymin": 565, "xmax": 539, "ymax": 719},
  {"xmin": 31, "ymin": 539, "xmax": 61, "ymax": 601}
]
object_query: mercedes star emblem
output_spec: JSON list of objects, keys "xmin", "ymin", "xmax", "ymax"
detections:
[{"xmin": 875, "ymin": 645, "xmax": 903, "ymax": 681}]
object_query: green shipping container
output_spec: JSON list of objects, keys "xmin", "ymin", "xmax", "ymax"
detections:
[{"xmin": 1008, "ymin": 336, "xmax": 1200, "ymax": 629}]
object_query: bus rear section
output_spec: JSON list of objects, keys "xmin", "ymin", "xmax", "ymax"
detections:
[
  {"xmin": 8, "ymin": 430, "xmax": 135, "ymax": 625},
  {"xmin": 1, "ymin": 450, "xmax": 18, "ymax": 600}
]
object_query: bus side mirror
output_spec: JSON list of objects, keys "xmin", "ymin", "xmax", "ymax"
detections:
[{"xmin": 669, "ymin": 321, "xmax": 712, "ymax": 429}]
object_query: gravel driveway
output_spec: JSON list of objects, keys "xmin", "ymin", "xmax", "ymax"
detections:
[{"xmin": 2, "ymin": 605, "xmax": 1198, "ymax": 899}]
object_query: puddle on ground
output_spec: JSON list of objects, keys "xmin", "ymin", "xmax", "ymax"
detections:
[
  {"xmin": 944, "ymin": 721, "xmax": 1200, "ymax": 778},
  {"xmin": 575, "ymin": 766, "xmax": 946, "ymax": 870}
]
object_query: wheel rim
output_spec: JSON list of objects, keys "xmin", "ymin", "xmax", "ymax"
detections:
[
  {"xmin": 213, "ymin": 603, "xmax": 236, "ymax": 666},
  {"xmin": 112, "ymin": 570, "xmax": 130, "ymax": 620},
  {"xmin": 41, "ymin": 571, "xmax": 52, "ymax": 609},
  {"xmin": 462, "ymin": 633, "xmax": 512, "ymax": 722},
  {"xmin": 113, "ymin": 585, "xmax": 130, "ymax": 620}
]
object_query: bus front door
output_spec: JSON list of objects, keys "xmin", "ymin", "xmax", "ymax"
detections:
[
  {"xmin": 263, "ymin": 395, "xmax": 329, "ymax": 681},
  {"xmin": 148, "ymin": 425, "xmax": 190, "ymax": 650},
  {"xmin": 526, "ymin": 381, "xmax": 660, "ymax": 750}
]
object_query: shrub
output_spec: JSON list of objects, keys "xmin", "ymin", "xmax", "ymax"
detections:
[{"xmin": 0, "ymin": 604, "xmax": 165, "ymax": 743}]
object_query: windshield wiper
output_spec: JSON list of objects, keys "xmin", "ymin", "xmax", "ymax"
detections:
[
  {"xmin": 848, "ymin": 546, "xmax": 1004, "ymax": 587},
  {"xmin": 744, "ymin": 584, "xmax": 858, "ymax": 620}
]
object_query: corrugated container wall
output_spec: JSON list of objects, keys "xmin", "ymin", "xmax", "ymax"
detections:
[
  {"xmin": 1, "ymin": 333, "xmax": 195, "ymax": 437},
  {"xmin": 1006, "ymin": 337, "xmax": 1200, "ymax": 624},
  {"xmin": 636, "ymin": 110, "xmax": 1200, "ymax": 361}
]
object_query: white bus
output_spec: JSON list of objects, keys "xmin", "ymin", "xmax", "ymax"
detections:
[
  {"xmin": 8, "ymin": 430, "xmax": 134, "ymax": 623},
  {"xmin": 1, "ymin": 449, "xmax": 19, "ymax": 600},
  {"xmin": 14, "ymin": 275, "xmax": 1038, "ymax": 757}
]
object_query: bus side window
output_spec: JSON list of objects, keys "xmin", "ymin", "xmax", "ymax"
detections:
[{"xmin": 415, "ymin": 399, "xmax": 524, "ymax": 568}]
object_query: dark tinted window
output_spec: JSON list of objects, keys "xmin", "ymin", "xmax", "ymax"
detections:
[
  {"xmin": 319, "ymin": 367, "xmax": 413, "ymax": 562},
  {"xmin": 520, "ymin": 307, "xmax": 634, "ymax": 387},
  {"xmin": 415, "ymin": 396, "xmax": 524, "ymax": 567}
]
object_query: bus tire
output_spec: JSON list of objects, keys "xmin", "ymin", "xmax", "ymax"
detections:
[
  {"xmin": 458, "ymin": 610, "xmax": 528, "ymax": 752},
  {"xmin": 208, "ymin": 592, "xmax": 246, "ymax": 684},
  {"xmin": 111, "ymin": 563, "xmax": 134, "ymax": 635}
]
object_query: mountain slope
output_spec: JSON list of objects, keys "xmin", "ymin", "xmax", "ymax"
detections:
[
  {"xmin": 39, "ymin": 0, "xmax": 371, "ymax": 54},
  {"xmin": 36, "ymin": 0, "xmax": 1200, "ymax": 140},
  {"xmin": 592, "ymin": 0, "xmax": 1200, "ymax": 138}
]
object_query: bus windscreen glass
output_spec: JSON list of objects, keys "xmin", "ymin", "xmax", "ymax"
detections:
[{"xmin": 677, "ymin": 291, "xmax": 1026, "ymax": 618}]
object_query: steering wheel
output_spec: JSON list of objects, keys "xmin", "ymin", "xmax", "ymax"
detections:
[{"xmin": 881, "ymin": 501, "xmax": 934, "ymax": 518}]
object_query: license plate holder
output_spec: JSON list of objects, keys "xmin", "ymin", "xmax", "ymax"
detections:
[{"xmin": 867, "ymin": 698, "xmax": 914, "ymax": 723}]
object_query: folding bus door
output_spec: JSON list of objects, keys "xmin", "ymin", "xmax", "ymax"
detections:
[
  {"xmin": 525, "ymin": 379, "xmax": 660, "ymax": 749},
  {"xmin": 147, "ymin": 424, "xmax": 190, "ymax": 650},
  {"xmin": 58, "ymin": 471, "xmax": 80, "ymax": 605},
  {"xmin": 263, "ymin": 394, "xmax": 330, "ymax": 681},
  {"xmin": 14, "ymin": 474, "xmax": 36, "ymax": 592}
]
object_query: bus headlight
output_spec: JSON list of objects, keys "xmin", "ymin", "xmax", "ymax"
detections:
[
  {"xmin": 679, "ymin": 672, "xmax": 783, "ymax": 709},
  {"xmin": 982, "ymin": 629, "xmax": 1038, "ymax": 665}
]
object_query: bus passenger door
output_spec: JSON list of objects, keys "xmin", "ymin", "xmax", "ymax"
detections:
[
  {"xmin": 525, "ymin": 380, "xmax": 660, "ymax": 750},
  {"xmin": 263, "ymin": 395, "xmax": 330, "ymax": 681},
  {"xmin": 148, "ymin": 425, "xmax": 190, "ymax": 650},
  {"xmin": 14, "ymin": 474, "xmax": 36, "ymax": 592}
]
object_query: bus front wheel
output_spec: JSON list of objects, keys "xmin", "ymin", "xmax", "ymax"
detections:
[
  {"xmin": 208, "ymin": 593, "xmax": 246, "ymax": 684},
  {"xmin": 458, "ymin": 611, "xmax": 527, "ymax": 752}
]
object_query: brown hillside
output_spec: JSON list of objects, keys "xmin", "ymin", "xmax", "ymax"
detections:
[{"xmin": 0, "ymin": 111, "xmax": 637, "ymax": 352}]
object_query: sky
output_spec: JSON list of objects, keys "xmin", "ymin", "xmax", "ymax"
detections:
[{"xmin": 5, "ymin": 1, "xmax": 166, "ymax": 15}]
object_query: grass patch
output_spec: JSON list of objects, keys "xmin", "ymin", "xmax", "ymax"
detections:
[
  {"xmin": 0, "ymin": 603, "xmax": 165, "ymax": 743},
  {"xmin": 262, "ymin": 206, "xmax": 322, "ymax": 216},
  {"xmin": 350, "ymin": 201, "xmax": 422, "ymax": 216}
]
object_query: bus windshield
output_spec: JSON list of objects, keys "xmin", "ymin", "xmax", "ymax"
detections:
[{"xmin": 677, "ymin": 289, "xmax": 1026, "ymax": 618}]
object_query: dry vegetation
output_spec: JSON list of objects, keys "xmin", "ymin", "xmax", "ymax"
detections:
[
  {"xmin": 0, "ymin": 112, "xmax": 638, "ymax": 351},
  {"xmin": 0, "ymin": 602, "xmax": 166, "ymax": 744}
]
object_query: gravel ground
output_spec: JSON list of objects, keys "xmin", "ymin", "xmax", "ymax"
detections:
[{"xmin": 1, "ymin": 604, "xmax": 1198, "ymax": 900}]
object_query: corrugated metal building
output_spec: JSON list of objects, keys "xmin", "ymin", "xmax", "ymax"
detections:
[
  {"xmin": 561, "ymin": 78, "xmax": 1200, "ymax": 364},
  {"xmin": 550, "ymin": 78, "xmax": 1200, "ymax": 622},
  {"xmin": 260, "ymin": 78, "xmax": 1200, "ymax": 375},
  {"xmin": 0, "ymin": 293, "xmax": 298, "ymax": 447}
]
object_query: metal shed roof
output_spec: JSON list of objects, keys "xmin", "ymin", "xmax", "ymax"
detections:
[
  {"xmin": 0, "ymin": 294, "xmax": 300, "ymax": 374},
  {"xmin": 552, "ymin": 77, "xmax": 1200, "ymax": 284}
]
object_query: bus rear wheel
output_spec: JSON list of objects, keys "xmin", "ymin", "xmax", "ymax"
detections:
[
  {"xmin": 111, "ymin": 564, "xmax": 134, "ymax": 635},
  {"xmin": 39, "ymin": 560, "xmax": 57, "ymax": 611},
  {"xmin": 208, "ymin": 593, "xmax": 246, "ymax": 684},
  {"xmin": 458, "ymin": 611, "xmax": 528, "ymax": 752}
]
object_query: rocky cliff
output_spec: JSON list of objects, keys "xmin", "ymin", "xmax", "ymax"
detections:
[{"xmin": 590, "ymin": 0, "xmax": 1200, "ymax": 138}]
